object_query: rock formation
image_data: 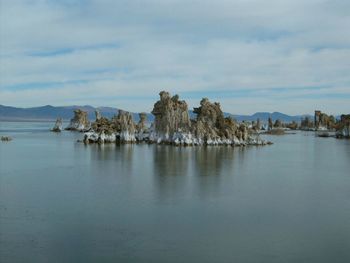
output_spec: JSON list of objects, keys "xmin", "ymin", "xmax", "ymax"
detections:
[
  {"xmin": 314, "ymin": 110, "xmax": 336, "ymax": 130},
  {"xmin": 268, "ymin": 117, "xmax": 273, "ymax": 131},
  {"xmin": 151, "ymin": 93, "xmax": 268, "ymax": 146},
  {"xmin": 192, "ymin": 98, "xmax": 225, "ymax": 142},
  {"xmin": 84, "ymin": 110, "xmax": 137, "ymax": 143},
  {"xmin": 136, "ymin": 113, "xmax": 149, "ymax": 141},
  {"xmin": 286, "ymin": 121, "xmax": 298, "ymax": 130},
  {"xmin": 95, "ymin": 110, "xmax": 102, "ymax": 121},
  {"xmin": 51, "ymin": 118, "xmax": 63, "ymax": 132},
  {"xmin": 273, "ymin": 119, "xmax": 282, "ymax": 128},
  {"xmin": 82, "ymin": 91, "xmax": 271, "ymax": 146},
  {"xmin": 300, "ymin": 116, "xmax": 314, "ymax": 130},
  {"xmin": 150, "ymin": 91, "xmax": 191, "ymax": 142},
  {"xmin": 255, "ymin": 118, "xmax": 261, "ymax": 131},
  {"xmin": 265, "ymin": 129, "xmax": 285, "ymax": 135},
  {"xmin": 190, "ymin": 98, "xmax": 252, "ymax": 145},
  {"xmin": 1, "ymin": 136, "xmax": 12, "ymax": 142},
  {"xmin": 66, "ymin": 109, "xmax": 90, "ymax": 132},
  {"xmin": 336, "ymin": 114, "xmax": 350, "ymax": 138},
  {"xmin": 113, "ymin": 110, "xmax": 136, "ymax": 142}
]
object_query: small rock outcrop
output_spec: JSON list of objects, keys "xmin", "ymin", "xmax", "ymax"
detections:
[
  {"xmin": 300, "ymin": 116, "xmax": 314, "ymax": 131},
  {"xmin": 265, "ymin": 129, "xmax": 285, "ymax": 135},
  {"xmin": 136, "ymin": 113, "xmax": 149, "ymax": 141},
  {"xmin": 268, "ymin": 117, "xmax": 273, "ymax": 131},
  {"xmin": 65, "ymin": 109, "xmax": 90, "ymax": 132},
  {"xmin": 84, "ymin": 110, "xmax": 137, "ymax": 143},
  {"xmin": 336, "ymin": 114, "xmax": 350, "ymax": 138},
  {"xmin": 1, "ymin": 136, "xmax": 12, "ymax": 142},
  {"xmin": 286, "ymin": 121, "xmax": 298, "ymax": 130},
  {"xmin": 273, "ymin": 119, "xmax": 282, "ymax": 128},
  {"xmin": 254, "ymin": 118, "xmax": 261, "ymax": 131},
  {"xmin": 95, "ymin": 110, "xmax": 102, "ymax": 121},
  {"xmin": 51, "ymin": 118, "xmax": 63, "ymax": 132}
]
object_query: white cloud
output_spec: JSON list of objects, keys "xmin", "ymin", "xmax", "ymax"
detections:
[{"xmin": 0, "ymin": 0, "xmax": 349, "ymax": 115}]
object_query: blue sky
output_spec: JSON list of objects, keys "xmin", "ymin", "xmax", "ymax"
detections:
[{"xmin": 0, "ymin": 0, "xmax": 349, "ymax": 115}]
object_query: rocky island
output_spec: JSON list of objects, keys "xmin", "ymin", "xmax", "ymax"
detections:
[{"xmin": 82, "ymin": 91, "xmax": 271, "ymax": 146}]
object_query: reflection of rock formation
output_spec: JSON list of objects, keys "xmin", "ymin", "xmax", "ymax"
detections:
[
  {"xmin": 66, "ymin": 109, "xmax": 90, "ymax": 132},
  {"xmin": 336, "ymin": 114, "xmax": 350, "ymax": 138},
  {"xmin": 152, "ymin": 146, "xmax": 190, "ymax": 199},
  {"xmin": 51, "ymin": 118, "xmax": 63, "ymax": 132},
  {"xmin": 194, "ymin": 147, "xmax": 228, "ymax": 176},
  {"xmin": 153, "ymin": 146, "xmax": 190, "ymax": 176},
  {"xmin": 83, "ymin": 91, "xmax": 271, "ymax": 146},
  {"xmin": 152, "ymin": 146, "xmax": 236, "ymax": 200}
]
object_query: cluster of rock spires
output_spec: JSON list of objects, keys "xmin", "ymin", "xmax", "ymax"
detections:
[
  {"xmin": 300, "ymin": 110, "xmax": 337, "ymax": 131},
  {"xmin": 80, "ymin": 91, "xmax": 270, "ymax": 146},
  {"xmin": 51, "ymin": 97, "xmax": 349, "ymax": 141},
  {"xmin": 298, "ymin": 110, "xmax": 350, "ymax": 138}
]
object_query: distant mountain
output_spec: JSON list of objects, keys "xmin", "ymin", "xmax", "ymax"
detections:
[
  {"xmin": 231, "ymin": 112, "xmax": 312, "ymax": 123},
  {"xmin": 0, "ymin": 105, "xmax": 310, "ymax": 123},
  {"xmin": 0, "ymin": 105, "xmax": 153, "ymax": 122}
]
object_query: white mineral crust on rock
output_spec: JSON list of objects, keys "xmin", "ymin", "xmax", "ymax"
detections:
[{"xmin": 82, "ymin": 91, "xmax": 271, "ymax": 146}]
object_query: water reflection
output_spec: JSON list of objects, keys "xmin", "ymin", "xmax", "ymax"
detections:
[
  {"xmin": 87, "ymin": 144, "xmax": 136, "ymax": 177},
  {"xmin": 192, "ymin": 147, "xmax": 236, "ymax": 199},
  {"xmin": 151, "ymin": 146, "xmax": 190, "ymax": 200},
  {"xmin": 193, "ymin": 146, "xmax": 235, "ymax": 177},
  {"xmin": 151, "ymin": 145, "xmax": 238, "ymax": 200},
  {"xmin": 152, "ymin": 145, "xmax": 190, "ymax": 177},
  {"xmin": 2, "ymin": 124, "xmax": 350, "ymax": 262}
]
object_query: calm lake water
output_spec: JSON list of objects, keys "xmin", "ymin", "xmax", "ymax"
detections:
[{"xmin": 1, "ymin": 121, "xmax": 350, "ymax": 263}]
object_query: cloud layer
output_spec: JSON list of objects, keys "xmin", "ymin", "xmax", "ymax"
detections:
[{"xmin": 1, "ymin": 0, "xmax": 349, "ymax": 114}]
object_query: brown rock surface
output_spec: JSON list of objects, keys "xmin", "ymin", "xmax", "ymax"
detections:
[
  {"xmin": 151, "ymin": 91, "xmax": 191, "ymax": 140},
  {"xmin": 113, "ymin": 110, "xmax": 136, "ymax": 137},
  {"xmin": 336, "ymin": 114, "xmax": 350, "ymax": 138},
  {"xmin": 66, "ymin": 109, "xmax": 90, "ymax": 131}
]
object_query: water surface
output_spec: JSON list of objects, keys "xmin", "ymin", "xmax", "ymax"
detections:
[{"xmin": 1, "ymin": 122, "xmax": 350, "ymax": 262}]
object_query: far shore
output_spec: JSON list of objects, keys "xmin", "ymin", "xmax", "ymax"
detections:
[{"xmin": 0, "ymin": 118, "xmax": 69, "ymax": 122}]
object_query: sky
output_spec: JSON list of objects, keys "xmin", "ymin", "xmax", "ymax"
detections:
[{"xmin": 0, "ymin": 0, "xmax": 349, "ymax": 115}]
